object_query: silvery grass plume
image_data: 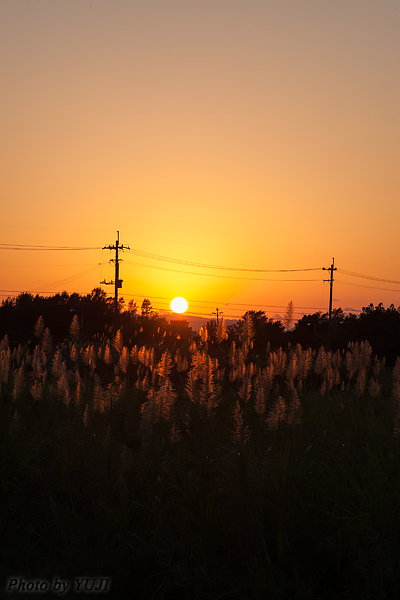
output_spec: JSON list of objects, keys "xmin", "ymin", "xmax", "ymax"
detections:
[
  {"xmin": 69, "ymin": 343, "xmax": 79, "ymax": 365},
  {"xmin": 56, "ymin": 361, "xmax": 70, "ymax": 407},
  {"xmin": 315, "ymin": 346, "xmax": 329, "ymax": 375},
  {"xmin": 237, "ymin": 362, "xmax": 254, "ymax": 405},
  {"xmin": 185, "ymin": 353, "xmax": 220, "ymax": 418},
  {"xmin": 82, "ymin": 344, "xmax": 97, "ymax": 372},
  {"xmin": 118, "ymin": 346, "xmax": 130, "ymax": 374},
  {"xmin": 34, "ymin": 315, "xmax": 45, "ymax": 339},
  {"xmin": 12, "ymin": 366, "xmax": 25, "ymax": 401},
  {"xmin": 239, "ymin": 313, "xmax": 254, "ymax": 358},
  {"xmin": 174, "ymin": 348, "xmax": 188, "ymax": 372},
  {"xmin": 40, "ymin": 327, "xmax": 54, "ymax": 357},
  {"xmin": 69, "ymin": 313, "xmax": 80, "ymax": 342},
  {"xmin": 228, "ymin": 342, "xmax": 245, "ymax": 383},
  {"xmin": 266, "ymin": 396, "xmax": 287, "ymax": 431},
  {"xmin": 113, "ymin": 329, "xmax": 124, "ymax": 354},
  {"xmin": 393, "ymin": 357, "xmax": 400, "ymax": 436},
  {"xmin": 233, "ymin": 399, "xmax": 250, "ymax": 444},
  {"xmin": 287, "ymin": 389, "xmax": 302, "ymax": 427},
  {"xmin": 93, "ymin": 374, "xmax": 107, "ymax": 413},
  {"xmin": 270, "ymin": 347, "xmax": 287, "ymax": 377},
  {"xmin": 214, "ymin": 317, "xmax": 228, "ymax": 344},
  {"xmin": 82, "ymin": 404, "xmax": 89, "ymax": 427},
  {"xmin": 254, "ymin": 365, "xmax": 274, "ymax": 416},
  {"xmin": 0, "ymin": 345, "xmax": 11, "ymax": 384}
]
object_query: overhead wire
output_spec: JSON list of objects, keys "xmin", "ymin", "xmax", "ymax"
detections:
[
  {"xmin": 125, "ymin": 248, "xmax": 322, "ymax": 273},
  {"xmin": 338, "ymin": 268, "xmax": 400, "ymax": 286},
  {"xmin": 336, "ymin": 278, "xmax": 400, "ymax": 294},
  {"xmin": 0, "ymin": 244, "xmax": 101, "ymax": 251},
  {"xmin": 124, "ymin": 260, "xmax": 322, "ymax": 282}
]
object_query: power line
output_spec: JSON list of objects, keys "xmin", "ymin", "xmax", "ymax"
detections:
[
  {"xmin": 338, "ymin": 268, "xmax": 400, "ymax": 286},
  {"xmin": 0, "ymin": 244, "xmax": 101, "ymax": 251},
  {"xmin": 124, "ymin": 260, "xmax": 322, "ymax": 282},
  {"xmin": 336, "ymin": 278, "xmax": 400, "ymax": 293},
  {"xmin": 31, "ymin": 266, "xmax": 102, "ymax": 293},
  {"xmin": 125, "ymin": 248, "xmax": 322, "ymax": 273}
]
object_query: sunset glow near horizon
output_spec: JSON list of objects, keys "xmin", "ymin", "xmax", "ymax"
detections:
[{"xmin": 1, "ymin": 1, "xmax": 399, "ymax": 324}]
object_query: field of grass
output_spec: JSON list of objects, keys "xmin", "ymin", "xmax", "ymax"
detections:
[{"xmin": 1, "ymin": 325, "xmax": 400, "ymax": 599}]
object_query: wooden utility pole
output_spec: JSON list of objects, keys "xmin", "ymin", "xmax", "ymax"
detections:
[
  {"xmin": 212, "ymin": 307, "xmax": 222, "ymax": 324},
  {"xmin": 101, "ymin": 231, "xmax": 130, "ymax": 313},
  {"xmin": 323, "ymin": 258, "xmax": 337, "ymax": 324}
]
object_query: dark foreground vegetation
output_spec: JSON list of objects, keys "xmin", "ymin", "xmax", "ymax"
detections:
[{"xmin": 2, "ymin": 292, "xmax": 400, "ymax": 598}]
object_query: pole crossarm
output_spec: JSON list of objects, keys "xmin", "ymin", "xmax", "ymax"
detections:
[
  {"xmin": 101, "ymin": 231, "xmax": 130, "ymax": 313},
  {"xmin": 322, "ymin": 258, "xmax": 337, "ymax": 323}
]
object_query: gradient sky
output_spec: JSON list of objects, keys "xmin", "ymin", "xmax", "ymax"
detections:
[{"xmin": 1, "ymin": 0, "xmax": 399, "ymax": 322}]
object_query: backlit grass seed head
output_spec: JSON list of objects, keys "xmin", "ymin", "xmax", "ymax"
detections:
[
  {"xmin": 0, "ymin": 335, "xmax": 9, "ymax": 351},
  {"xmin": 30, "ymin": 379, "xmax": 44, "ymax": 401},
  {"xmin": 285, "ymin": 354, "xmax": 298, "ymax": 389},
  {"xmin": 215, "ymin": 318, "xmax": 228, "ymax": 343},
  {"xmin": 130, "ymin": 345, "xmax": 139, "ymax": 363},
  {"xmin": 169, "ymin": 423, "xmax": 182, "ymax": 443},
  {"xmin": 118, "ymin": 347, "xmax": 130, "ymax": 373},
  {"xmin": 156, "ymin": 350, "xmax": 173, "ymax": 380},
  {"xmin": 69, "ymin": 314, "xmax": 80, "ymax": 342},
  {"xmin": 368, "ymin": 377, "xmax": 381, "ymax": 397},
  {"xmin": 51, "ymin": 349, "xmax": 63, "ymax": 378},
  {"xmin": 41, "ymin": 327, "xmax": 54, "ymax": 356},
  {"xmin": 315, "ymin": 346, "xmax": 328, "ymax": 375},
  {"xmin": 34, "ymin": 316, "xmax": 45, "ymax": 339},
  {"xmin": 157, "ymin": 378, "xmax": 177, "ymax": 421},
  {"xmin": 190, "ymin": 349, "xmax": 207, "ymax": 380},
  {"xmin": 270, "ymin": 348, "xmax": 287, "ymax": 377},
  {"xmin": 392, "ymin": 361, "xmax": 400, "ymax": 419},
  {"xmin": 359, "ymin": 341, "xmax": 372, "ymax": 369},
  {"xmin": 267, "ymin": 396, "xmax": 287, "ymax": 431},
  {"xmin": 233, "ymin": 399, "xmax": 250, "ymax": 444},
  {"xmin": 93, "ymin": 374, "xmax": 106, "ymax": 413},
  {"xmin": 287, "ymin": 390, "xmax": 302, "ymax": 427},
  {"xmin": 74, "ymin": 371, "xmax": 82, "ymax": 406},
  {"xmin": 237, "ymin": 363, "xmax": 254, "ymax": 404},
  {"xmin": 12, "ymin": 366, "xmax": 25, "ymax": 401},
  {"xmin": 199, "ymin": 325, "xmax": 208, "ymax": 343},
  {"xmin": 298, "ymin": 348, "xmax": 312, "ymax": 381},
  {"xmin": 0, "ymin": 347, "xmax": 11, "ymax": 383},
  {"xmin": 324, "ymin": 366, "xmax": 335, "ymax": 390},
  {"xmin": 174, "ymin": 348, "xmax": 188, "ymax": 372},
  {"xmin": 56, "ymin": 363, "xmax": 70, "ymax": 406},
  {"xmin": 240, "ymin": 313, "xmax": 255, "ymax": 351},
  {"xmin": 355, "ymin": 368, "xmax": 367, "ymax": 396},
  {"xmin": 70, "ymin": 343, "xmax": 79, "ymax": 364},
  {"xmin": 82, "ymin": 404, "xmax": 89, "ymax": 427},
  {"xmin": 113, "ymin": 329, "xmax": 124, "ymax": 354},
  {"xmin": 105, "ymin": 380, "xmax": 122, "ymax": 409},
  {"xmin": 332, "ymin": 349, "xmax": 342, "ymax": 369},
  {"xmin": 254, "ymin": 379, "xmax": 266, "ymax": 416},
  {"xmin": 185, "ymin": 370, "xmax": 197, "ymax": 402},
  {"xmin": 103, "ymin": 343, "xmax": 113, "ymax": 366}
]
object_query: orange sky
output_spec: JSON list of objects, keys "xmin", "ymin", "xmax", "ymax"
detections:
[{"xmin": 1, "ymin": 0, "xmax": 399, "ymax": 323}]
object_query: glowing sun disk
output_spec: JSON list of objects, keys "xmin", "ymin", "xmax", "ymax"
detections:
[{"xmin": 170, "ymin": 297, "xmax": 188, "ymax": 313}]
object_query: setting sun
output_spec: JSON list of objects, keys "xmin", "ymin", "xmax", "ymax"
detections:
[{"xmin": 170, "ymin": 297, "xmax": 189, "ymax": 314}]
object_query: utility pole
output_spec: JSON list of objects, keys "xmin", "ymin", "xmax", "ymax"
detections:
[
  {"xmin": 101, "ymin": 231, "xmax": 130, "ymax": 314},
  {"xmin": 212, "ymin": 307, "xmax": 222, "ymax": 324},
  {"xmin": 322, "ymin": 258, "xmax": 337, "ymax": 324}
]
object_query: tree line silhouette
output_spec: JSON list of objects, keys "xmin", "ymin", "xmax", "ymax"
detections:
[{"xmin": 1, "ymin": 289, "xmax": 400, "ymax": 364}]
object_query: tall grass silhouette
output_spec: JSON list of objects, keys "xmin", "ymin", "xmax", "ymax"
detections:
[{"xmin": 1, "ymin": 322, "xmax": 400, "ymax": 598}]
